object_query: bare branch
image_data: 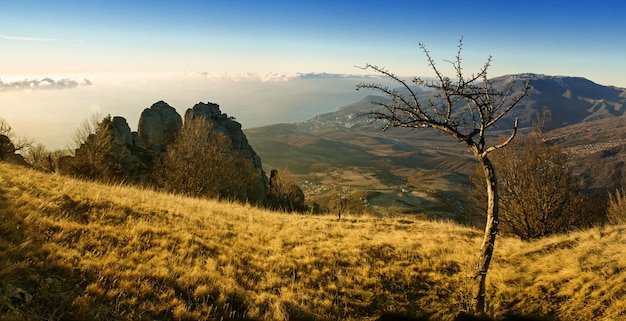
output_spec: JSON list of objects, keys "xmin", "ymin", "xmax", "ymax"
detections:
[
  {"xmin": 356, "ymin": 64, "xmax": 420, "ymax": 110},
  {"xmin": 482, "ymin": 118, "xmax": 519, "ymax": 157},
  {"xmin": 0, "ymin": 118, "xmax": 12, "ymax": 136},
  {"xmin": 12, "ymin": 135, "xmax": 34, "ymax": 152},
  {"xmin": 486, "ymin": 77, "xmax": 532, "ymax": 128},
  {"xmin": 356, "ymin": 64, "xmax": 431, "ymax": 123}
]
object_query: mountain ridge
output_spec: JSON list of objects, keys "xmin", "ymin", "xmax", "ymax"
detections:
[
  {"xmin": 246, "ymin": 73, "xmax": 626, "ymax": 216},
  {"xmin": 257, "ymin": 73, "xmax": 626, "ymax": 135}
]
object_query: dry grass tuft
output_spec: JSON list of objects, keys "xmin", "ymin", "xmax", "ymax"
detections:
[{"xmin": 0, "ymin": 162, "xmax": 624, "ymax": 320}]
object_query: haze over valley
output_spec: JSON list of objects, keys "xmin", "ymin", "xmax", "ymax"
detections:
[{"xmin": 0, "ymin": 72, "xmax": 381, "ymax": 149}]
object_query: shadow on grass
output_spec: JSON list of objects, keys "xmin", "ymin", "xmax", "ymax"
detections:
[
  {"xmin": 0, "ymin": 188, "xmax": 86, "ymax": 320},
  {"xmin": 0, "ymin": 184, "xmax": 557, "ymax": 321},
  {"xmin": 376, "ymin": 311, "xmax": 555, "ymax": 321}
]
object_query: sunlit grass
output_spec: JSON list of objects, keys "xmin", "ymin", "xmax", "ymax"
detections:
[{"xmin": 0, "ymin": 162, "xmax": 624, "ymax": 320}]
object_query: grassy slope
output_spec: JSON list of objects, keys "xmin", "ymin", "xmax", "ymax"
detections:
[{"xmin": 0, "ymin": 163, "xmax": 625, "ymax": 321}]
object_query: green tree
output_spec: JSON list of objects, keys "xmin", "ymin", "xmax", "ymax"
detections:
[
  {"xmin": 153, "ymin": 117, "xmax": 260, "ymax": 202},
  {"xmin": 357, "ymin": 39, "xmax": 530, "ymax": 314}
]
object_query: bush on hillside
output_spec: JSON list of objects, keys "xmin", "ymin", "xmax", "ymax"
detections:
[
  {"xmin": 23, "ymin": 143, "xmax": 70, "ymax": 172},
  {"xmin": 267, "ymin": 168, "xmax": 306, "ymax": 212},
  {"xmin": 607, "ymin": 189, "xmax": 626, "ymax": 225},
  {"xmin": 469, "ymin": 113, "xmax": 603, "ymax": 240},
  {"xmin": 152, "ymin": 117, "xmax": 261, "ymax": 202},
  {"xmin": 61, "ymin": 115, "xmax": 127, "ymax": 181}
]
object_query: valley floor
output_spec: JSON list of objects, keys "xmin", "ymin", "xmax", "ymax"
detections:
[{"xmin": 0, "ymin": 163, "xmax": 625, "ymax": 320}]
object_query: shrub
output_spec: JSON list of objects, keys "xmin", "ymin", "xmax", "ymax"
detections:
[
  {"xmin": 607, "ymin": 189, "xmax": 626, "ymax": 225},
  {"xmin": 153, "ymin": 117, "xmax": 260, "ymax": 202},
  {"xmin": 268, "ymin": 168, "xmax": 306, "ymax": 212},
  {"xmin": 63, "ymin": 115, "xmax": 127, "ymax": 181},
  {"xmin": 469, "ymin": 113, "xmax": 599, "ymax": 240}
]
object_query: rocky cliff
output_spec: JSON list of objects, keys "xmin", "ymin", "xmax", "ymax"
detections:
[
  {"xmin": 184, "ymin": 102, "xmax": 266, "ymax": 181},
  {"xmin": 138, "ymin": 101, "xmax": 183, "ymax": 153},
  {"xmin": 0, "ymin": 135, "xmax": 28, "ymax": 166},
  {"xmin": 66, "ymin": 101, "xmax": 269, "ymax": 202}
]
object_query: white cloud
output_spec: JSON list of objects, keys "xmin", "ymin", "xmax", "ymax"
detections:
[
  {"xmin": 296, "ymin": 72, "xmax": 383, "ymax": 79},
  {"xmin": 0, "ymin": 33, "xmax": 62, "ymax": 42},
  {"xmin": 1, "ymin": 72, "xmax": 389, "ymax": 149},
  {"xmin": 0, "ymin": 77, "xmax": 92, "ymax": 92},
  {"xmin": 188, "ymin": 71, "xmax": 384, "ymax": 82}
]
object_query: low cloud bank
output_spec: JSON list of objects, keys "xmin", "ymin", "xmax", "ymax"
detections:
[
  {"xmin": 2, "ymin": 72, "xmax": 392, "ymax": 149},
  {"xmin": 189, "ymin": 72, "xmax": 383, "ymax": 82},
  {"xmin": 0, "ymin": 77, "xmax": 92, "ymax": 92}
]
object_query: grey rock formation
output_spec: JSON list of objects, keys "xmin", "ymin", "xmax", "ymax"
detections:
[
  {"xmin": 109, "ymin": 117, "xmax": 154, "ymax": 182},
  {"xmin": 0, "ymin": 134, "xmax": 27, "ymax": 166},
  {"xmin": 185, "ymin": 102, "xmax": 264, "ymax": 173},
  {"xmin": 111, "ymin": 116, "xmax": 133, "ymax": 145},
  {"xmin": 138, "ymin": 101, "xmax": 182, "ymax": 153},
  {"xmin": 62, "ymin": 100, "xmax": 272, "ymax": 204},
  {"xmin": 63, "ymin": 116, "xmax": 154, "ymax": 183},
  {"xmin": 185, "ymin": 102, "xmax": 268, "ymax": 201},
  {"xmin": 132, "ymin": 132, "xmax": 146, "ymax": 149},
  {"xmin": 0, "ymin": 134, "xmax": 16, "ymax": 155}
]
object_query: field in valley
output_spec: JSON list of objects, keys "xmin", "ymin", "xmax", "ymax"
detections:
[
  {"xmin": 245, "ymin": 124, "xmax": 477, "ymax": 219},
  {"xmin": 1, "ymin": 163, "xmax": 625, "ymax": 320}
]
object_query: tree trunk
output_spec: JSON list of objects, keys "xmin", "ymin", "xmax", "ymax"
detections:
[{"xmin": 473, "ymin": 156, "xmax": 499, "ymax": 314}]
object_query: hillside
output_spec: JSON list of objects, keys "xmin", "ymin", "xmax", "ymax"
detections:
[
  {"xmin": 1, "ymin": 163, "xmax": 625, "ymax": 320},
  {"xmin": 246, "ymin": 74, "xmax": 626, "ymax": 216},
  {"xmin": 493, "ymin": 74, "xmax": 626, "ymax": 129},
  {"xmin": 544, "ymin": 114, "xmax": 626, "ymax": 189},
  {"xmin": 246, "ymin": 96, "xmax": 476, "ymax": 218}
]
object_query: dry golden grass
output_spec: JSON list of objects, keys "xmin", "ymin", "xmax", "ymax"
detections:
[{"xmin": 0, "ymin": 162, "xmax": 625, "ymax": 320}]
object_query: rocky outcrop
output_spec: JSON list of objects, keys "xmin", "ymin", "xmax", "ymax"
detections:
[
  {"xmin": 111, "ymin": 116, "xmax": 133, "ymax": 146},
  {"xmin": 0, "ymin": 135, "xmax": 28, "ymax": 166},
  {"xmin": 59, "ymin": 116, "xmax": 154, "ymax": 182},
  {"xmin": 185, "ymin": 102, "xmax": 265, "ymax": 176},
  {"xmin": 268, "ymin": 169, "xmax": 306, "ymax": 212},
  {"xmin": 63, "ymin": 100, "xmax": 276, "ymax": 205},
  {"xmin": 138, "ymin": 101, "xmax": 182, "ymax": 153},
  {"xmin": 185, "ymin": 102, "xmax": 269, "ymax": 202},
  {"xmin": 0, "ymin": 135, "xmax": 16, "ymax": 156},
  {"xmin": 108, "ymin": 116, "xmax": 156, "ymax": 182}
]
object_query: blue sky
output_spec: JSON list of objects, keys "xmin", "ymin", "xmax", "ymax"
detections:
[
  {"xmin": 1, "ymin": 1, "xmax": 626, "ymax": 149},
  {"xmin": 1, "ymin": 0, "xmax": 625, "ymax": 86}
]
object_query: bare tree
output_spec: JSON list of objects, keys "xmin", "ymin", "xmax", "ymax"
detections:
[
  {"xmin": 24, "ymin": 143, "xmax": 50, "ymax": 168},
  {"xmin": 0, "ymin": 116, "xmax": 33, "ymax": 152},
  {"xmin": 356, "ymin": 39, "xmax": 530, "ymax": 314},
  {"xmin": 333, "ymin": 185, "xmax": 350, "ymax": 220},
  {"xmin": 70, "ymin": 113, "xmax": 103, "ymax": 152},
  {"xmin": 64, "ymin": 115, "xmax": 126, "ymax": 181},
  {"xmin": 469, "ymin": 112, "xmax": 592, "ymax": 240},
  {"xmin": 0, "ymin": 117, "xmax": 10, "ymax": 136}
]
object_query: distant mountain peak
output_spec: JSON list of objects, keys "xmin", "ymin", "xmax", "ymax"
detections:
[{"xmin": 317, "ymin": 73, "xmax": 626, "ymax": 132}]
